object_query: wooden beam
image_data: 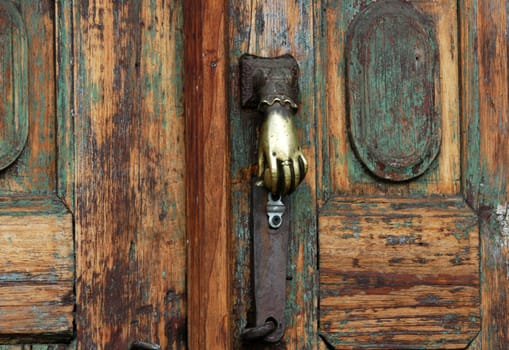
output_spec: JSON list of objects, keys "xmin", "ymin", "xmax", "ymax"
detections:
[
  {"xmin": 184, "ymin": 1, "xmax": 231, "ymax": 349},
  {"xmin": 477, "ymin": 0, "xmax": 509, "ymax": 347}
]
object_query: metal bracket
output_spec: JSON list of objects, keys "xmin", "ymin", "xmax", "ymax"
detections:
[
  {"xmin": 240, "ymin": 54, "xmax": 299, "ymax": 109},
  {"xmin": 241, "ymin": 180, "xmax": 289, "ymax": 343},
  {"xmin": 267, "ymin": 193, "xmax": 285, "ymax": 229}
]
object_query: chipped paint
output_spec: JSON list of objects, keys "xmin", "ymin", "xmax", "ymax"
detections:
[
  {"xmin": 346, "ymin": 1, "xmax": 441, "ymax": 182},
  {"xmin": 0, "ymin": 0, "xmax": 75, "ymax": 345},
  {"xmin": 496, "ymin": 203, "xmax": 509, "ymax": 246},
  {"xmin": 0, "ymin": 1, "xmax": 28, "ymax": 171},
  {"xmin": 495, "ymin": 203, "xmax": 509, "ymax": 281}
]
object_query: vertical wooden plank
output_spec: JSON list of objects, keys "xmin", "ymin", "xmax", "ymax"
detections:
[
  {"xmin": 228, "ymin": 1, "xmax": 317, "ymax": 348},
  {"xmin": 184, "ymin": 1, "xmax": 231, "ymax": 349},
  {"xmin": 74, "ymin": 1, "xmax": 186, "ymax": 348},
  {"xmin": 477, "ymin": 0, "xmax": 509, "ymax": 347},
  {"xmin": 460, "ymin": 3, "xmax": 483, "ymax": 349},
  {"xmin": 137, "ymin": 3, "xmax": 186, "ymax": 347},
  {"xmin": 56, "ymin": 0, "xmax": 74, "ymax": 208},
  {"xmin": 461, "ymin": 0, "xmax": 481, "ymax": 209}
]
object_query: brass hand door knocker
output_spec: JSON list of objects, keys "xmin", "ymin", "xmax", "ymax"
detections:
[
  {"xmin": 241, "ymin": 54, "xmax": 308, "ymax": 196},
  {"xmin": 258, "ymin": 99, "xmax": 308, "ymax": 196},
  {"xmin": 239, "ymin": 54, "xmax": 308, "ymax": 343}
]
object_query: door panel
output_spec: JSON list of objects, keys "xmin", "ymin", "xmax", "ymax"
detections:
[
  {"xmin": 317, "ymin": 0, "xmax": 460, "ymax": 198},
  {"xmin": 0, "ymin": 1, "xmax": 73, "ymax": 343},
  {"xmin": 319, "ymin": 198, "xmax": 479, "ymax": 348},
  {"xmin": 0, "ymin": 0, "xmax": 189, "ymax": 347},
  {"xmin": 193, "ymin": 0, "xmax": 509, "ymax": 347},
  {"xmin": 317, "ymin": 0, "xmax": 480, "ymax": 348},
  {"xmin": 0, "ymin": 198, "xmax": 73, "ymax": 341}
]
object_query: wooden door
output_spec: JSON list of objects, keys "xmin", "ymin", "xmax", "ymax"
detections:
[
  {"xmin": 186, "ymin": 0, "xmax": 509, "ymax": 349},
  {"xmin": 1, "ymin": 1, "xmax": 508, "ymax": 349}
]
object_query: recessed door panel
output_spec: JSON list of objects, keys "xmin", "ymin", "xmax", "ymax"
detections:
[
  {"xmin": 0, "ymin": 2, "xmax": 27, "ymax": 171},
  {"xmin": 317, "ymin": 0, "xmax": 479, "ymax": 348}
]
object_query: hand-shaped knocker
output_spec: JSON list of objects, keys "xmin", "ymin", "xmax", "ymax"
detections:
[
  {"xmin": 258, "ymin": 97, "xmax": 308, "ymax": 195},
  {"xmin": 240, "ymin": 54, "xmax": 308, "ymax": 196}
]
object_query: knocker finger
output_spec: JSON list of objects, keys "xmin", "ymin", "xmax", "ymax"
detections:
[
  {"xmin": 279, "ymin": 160, "xmax": 293, "ymax": 195},
  {"xmin": 297, "ymin": 153, "xmax": 308, "ymax": 184},
  {"xmin": 292, "ymin": 158, "xmax": 301, "ymax": 192},
  {"xmin": 265, "ymin": 157, "xmax": 279, "ymax": 195}
]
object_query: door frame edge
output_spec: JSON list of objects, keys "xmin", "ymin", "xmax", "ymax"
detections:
[{"xmin": 184, "ymin": 1, "xmax": 232, "ymax": 349}]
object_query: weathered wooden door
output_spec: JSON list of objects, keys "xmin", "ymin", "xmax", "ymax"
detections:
[
  {"xmin": 187, "ymin": 0, "xmax": 509, "ymax": 349},
  {"xmin": 1, "ymin": 1, "xmax": 508, "ymax": 349}
]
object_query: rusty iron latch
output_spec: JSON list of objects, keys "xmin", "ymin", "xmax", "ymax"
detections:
[
  {"xmin": 242, "ymin": 180, "xmax": 290, "ymax": 343},
  {"xmin": 239, "ymin": 54, "xmax": 307, "ymax": 343}
]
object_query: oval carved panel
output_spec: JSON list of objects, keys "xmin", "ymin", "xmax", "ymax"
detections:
[
  {"xmin": 346, "ymin": 0, "xmax": 441, "ymax": 181},
  {"xmin": 0, "ymin": 2, "xmax": 28, "ymax": 171}
]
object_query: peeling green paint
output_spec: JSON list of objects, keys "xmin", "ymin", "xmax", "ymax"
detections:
[
  {"xmin": 0, "ymin": 1, "xmax": 28, "ymax": 173},
  {"xmin": 347, "ymin": 1, "xmax": 441, "ymax": 182}
]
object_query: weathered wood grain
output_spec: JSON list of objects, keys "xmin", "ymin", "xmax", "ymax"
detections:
[
  {"xmin": 56, "ymin": 0, "xmax": 74, "ymax": 208},
  {"xmin": 314, "ymin": 0, "xmax": 482, "ymax": 348},
  {"xmin": 320, "ymin": 197, "xmax": 479, "ymax": 348},
  {"xmin": 184, "ymin": 1, "xmax": 231, "ymax": 349},
  {"xmin": 0, "ymin": 197, "xmax": 73, "ymax": 343},
  {"xmin": 56, "ymin": 0, "xmax": 509, "ymax": 348},
  {"xmin": 466, "ymin": 333, "xmax": 481, "ymax": 350},
  {"xmin": 0, "ymin": 0, "xmax": 74, "ymax": 345},
  {"xmin": 346, "ymin": 1, "xmax": 441, "ymax": 182},
  {"xmin": 228, "ymin": 0, "xmax": 318, "ymax": 348},
  {"xmin": 74, "ymin": 1, "xmax": 186, "ymax": 348},
  {"xmin": 0, "ymin": 2, "xmax": 28, "ymax": 171},
  {"xmin": 460, "ymin": 2, "xmax": 485, "ymax": 349},
  {"xmin": 460, "ymin": 0, "xmax": 480, "ymax": 210},
  {"xmin": 317, "ymin": 0, "xmax": 460, "ymax": 199},
  {"xmin": 0, "ymin": 346, "xmax": 73, "ymax": 350},
  {"xmin": 0, "ymin": 1, "xmax": 57, "ymax": 195},
  {"xmin": 476, "ymin": 0, "xmax": 509, "ymax": 348}
]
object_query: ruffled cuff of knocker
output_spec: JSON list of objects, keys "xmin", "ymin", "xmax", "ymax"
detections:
[{"xmin": 259, "ymin": 95, "xmax": 298, "ymax": 110}]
